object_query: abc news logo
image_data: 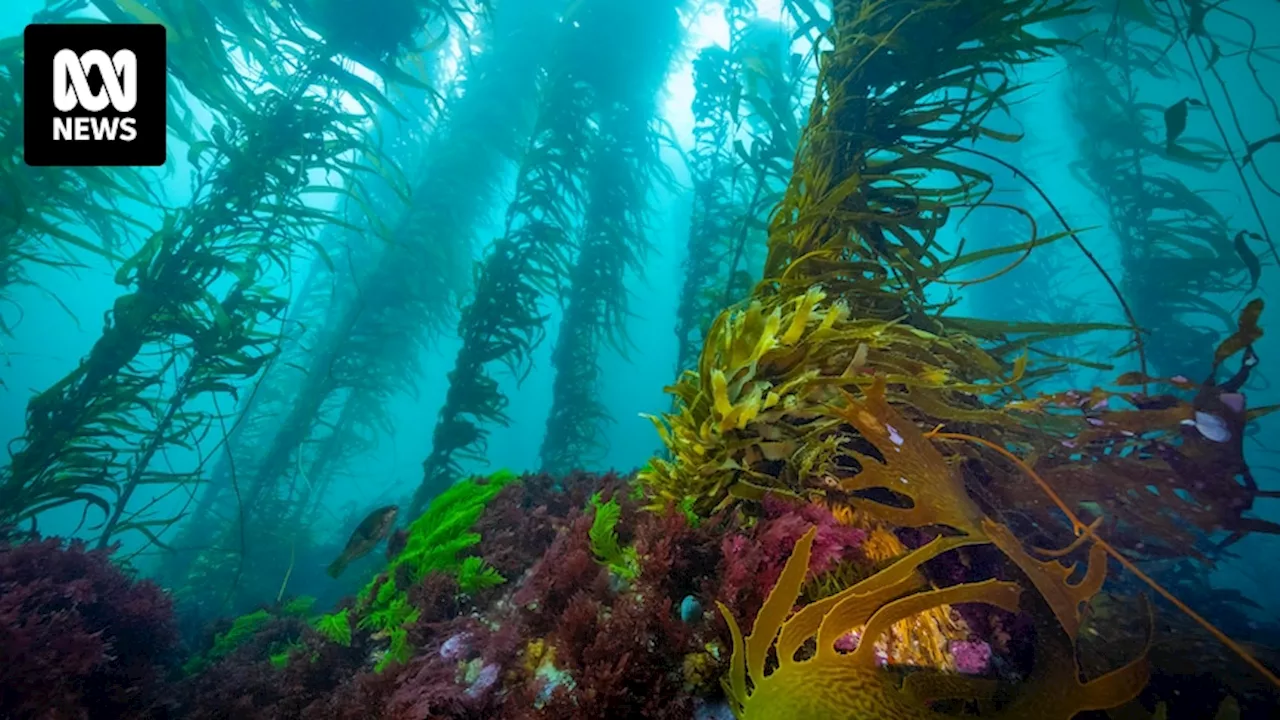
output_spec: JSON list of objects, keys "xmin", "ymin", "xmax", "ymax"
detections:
[
  {"xmin": 53, "ymin": 48, "xmax": 140, "ymax": 142},
  {"xmin": 24, "ymin": 23, "xmax": 166, "ymax": 167}
]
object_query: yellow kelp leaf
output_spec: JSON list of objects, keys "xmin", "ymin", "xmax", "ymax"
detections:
[{"xmin": 781, "ymin": 287, "xmax": 827, "ymax": 345}]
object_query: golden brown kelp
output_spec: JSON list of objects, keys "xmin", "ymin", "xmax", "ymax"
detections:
[
  {"xmin": 718, "ymin": 525, "xmax": 1147, "ymax": 719},
  {"xmin": 413, "ymin": 66, "xmax": 593, "ymax": 512},
  {"xmin": 644, "ymin": 0, "xmax": 1098, "ymax": 513},
  {"xmin": 1057, "ymin": 3, "xmax": 1251, "ymax": 378},
  {"xmin": 538, "ymin": 0, "xmax": 688, "ymax": 474},
  {"xmin": 642, "ymin": 0, "xmax": 1280, "ymax": 708}
]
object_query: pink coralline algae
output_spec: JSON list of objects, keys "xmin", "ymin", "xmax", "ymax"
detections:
[
  {"xmin": 949, "ymin": 639, "xmax": 994, "ymax": 675},
  {"xmin": 719, "ymin": 497, "xmax": 867, "ymax": 621},
  {"xmin": 758, "ymin": 495, "xmax": 867, "ymax": 579},
  {"xmin": 833, "ymin": 630, "xmax": 888, "ymax": 666}
]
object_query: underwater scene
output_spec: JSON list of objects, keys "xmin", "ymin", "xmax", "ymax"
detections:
[{"xmin": 2, "ymin": 0, "xmax": 1280, "ymax": 717}]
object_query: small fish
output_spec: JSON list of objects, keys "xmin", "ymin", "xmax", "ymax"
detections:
[{"xmin": 327, "ymin": 505, "xmax": 399, "ymax": 578}]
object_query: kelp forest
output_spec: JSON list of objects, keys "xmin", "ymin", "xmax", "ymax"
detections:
[{"xmin": 1, "ymin": 0, "xmax": 1279, "ymax": 718}]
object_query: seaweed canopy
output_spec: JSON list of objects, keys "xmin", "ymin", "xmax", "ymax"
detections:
[{"xmin": 645, "ymin": 0, "xmax": 1280, "ymax": 711}]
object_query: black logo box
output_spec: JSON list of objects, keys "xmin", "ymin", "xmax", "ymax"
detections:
[{"xmin": 24, "ymin": 23, "xmax": 166, "ymax": 167}]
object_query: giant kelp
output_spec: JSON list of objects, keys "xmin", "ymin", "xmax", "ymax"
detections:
[
  {"xmin": 643, "ymin": 0, "xmax": 1096, "ymax": 513},
  {"xmin": 675, "ymin": 43, "xmax": 743, "ymax": 375},
  {"xmin": 160, "ymin": 146, "xmax": 423, "ymax": 606},
  {"xmin": 1058, "ymin": 2, "xmax": 1251, "ymax": 379},
  {"xmin": 0, "ymin": 9, "xmax": 155, "ymax": 341},
  {"xmin": 1151, "ymin": 0, "xmax": 1278, "ymax": 266},
  {"xmin": 673, "ymin": 8, "xmax": 804, "ymax": 375},
  {"xmin": 413, "ymin": 18, "xmax": 595, "ymax": 513},
  {"xmin": 167, "ymin": 98, "xmax": 433, "ymax": 570},
  {"xmin": 539, "ymin": 0, "xmax": 687, "ymax": 475},
  {"xmin": 539, "ymin": 104, "xmax": 656, "ymax": 474},
  {"xmin": 1, "ymin": 0, "xmax": 1276, "ymax": 715},
  {"xmin": 0, "ymin": 0, "xmax": 459, "ymax": 545},
  {"xmin": 165, "ymin": 0, "xmax": 546, "ymax": 605}
]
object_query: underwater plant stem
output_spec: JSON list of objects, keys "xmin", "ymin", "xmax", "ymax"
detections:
[
  {"xmin": 1159, "ymin": 0, "xmax": 1279, "ymax": 267},
  {"xmin": 276, "ymin": 538, "xmax": 295, "ymax": 604},
  {"xmin": 211, "ymin": 392, "xmax": 247, "ymax": 613},
  {"xmin": 955, "ymin": 147, "xmax": 1149, "ymax": 390},
  {"xmin": 929, "ymin": 429, "xmax": 1280, "ymax": 689},
  {"xmin": 720, "ymin": 173, "xmax": 766, "ymax": 311}
]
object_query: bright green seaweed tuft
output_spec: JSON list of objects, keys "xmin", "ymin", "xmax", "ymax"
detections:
[
  {"xmin": 457, "ymin": 556, "xmax": 505, "ymax": 593},
  {"xmin": 314, "ymin": 608, "xmax": 352, "ymax": 647},
  {"xmin": 335, "ymin": 471, "xmax": 518, "ymax": 671},
  {"xmin": 588, "ymin": 492, "xmax": 639, "ymax": 581},
  {"xmin": 182, "ymin": 608, "xmax": 273, "ymax": 675}
]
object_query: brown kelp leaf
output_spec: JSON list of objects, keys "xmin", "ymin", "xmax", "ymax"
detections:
[
  {"xmin": 1233, "ymin": 230, "xmax": 1263, "ymax": 291},
  {"xmin": 1163, "ymin": 98, "xmax": 1204, "ymax": 149},
  {"xmin": 1242, "ymin": 132, "xmax": 1280, "ymax": 167},
  {"xmin": 1214, "ymin": 299, "xmax": 1264, "ymax": 367},
  {"xmin": 1114, "ymin": 371, "xmax": 1150, "ymax": 386},
  {"xmin": 983, "ymin": 519, "xmax": 1107, "ymax": 641}
]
